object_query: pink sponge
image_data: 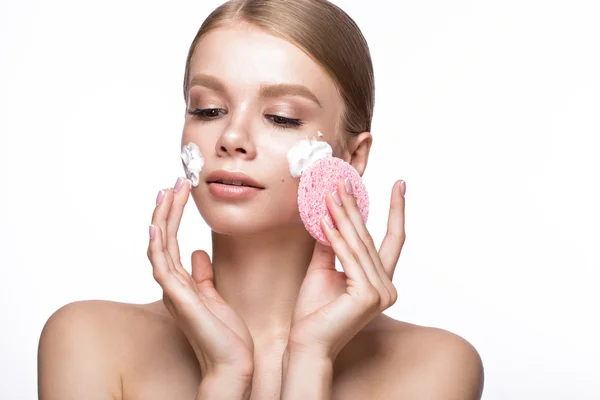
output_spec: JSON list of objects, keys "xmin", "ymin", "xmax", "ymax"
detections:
[{"xmin": 298, "ymin": 157, "xmax": 369, "ymax": 246}]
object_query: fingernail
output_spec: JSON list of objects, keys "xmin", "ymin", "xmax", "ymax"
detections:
[
  {"xmin": 400, "ymin": 180, "xmax": 406, "ymax": 197},
  {"xmin": 323, "ymin": 214, "xmax": 334, "ymax": 229},
  {"xmin": 186, "ymin": 178, "xmax": 193, "ymax": 189},
  {"xmin": 344, "ymin": 178, "xmax": 353, "ymax": 195},
  {"xmin": 332, "ymin": 190, "xmax": 342, "ymax": 206},
  {"xmin": 174, "ymin": 177, "xmax": 184, "ymax": 192},
  {"xmin": 156, "ymin": 189, "xmax": 165, "ymax": 206},
  {"xmin": 149, "ymin": 224, "xmax": 155, "ymax": 240}
]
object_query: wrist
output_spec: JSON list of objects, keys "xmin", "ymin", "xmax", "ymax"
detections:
[
  {"xmin": 281, "ymin": 349, "xmax": 334, "ymax": 400},
  {"xmin": 282, "ymin": 346, "xmax": 333, "ymax": 373},
  {"xmin": 283, "ymin": 344, "xmax": 333, "ymax": 368},
  {"xmin": 196, "ymin": 370, "xmax": 253, "ymax": 400}
]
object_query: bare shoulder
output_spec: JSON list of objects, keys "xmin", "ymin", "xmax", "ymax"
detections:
[
  {"xmin": 39, "ymin": 300, "xmax": 170, "ymax": 355},
  {"xmin": 333, "ymin": 314, "xmax": 484, "ymax": 399},
  {"xmin": 372, "ymin": 315, "xmax": 484, "ymax": 399},
  {"xmin": 38, "ymin": 300, "xmax": 134, "ymax": 399},
  {"xmin": 38, "ymin": 300, "xmax": 200, "ymax": 400}
]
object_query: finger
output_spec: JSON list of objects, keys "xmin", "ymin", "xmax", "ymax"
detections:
[
  {"xmin": 327, "ymin": 180, "xmax": 387, "ymax": 297},
  {"xmin": 151, "ymin": 228, "xmax": 239, "ymax": 352},
  {"xmin": 152, "ymin": 187, "xmax": 173, "ymax": 249},
  {"xmin": 190, "ymin": 250, "xmax": 256, "ymax": 350},
  {"xmin": 321, "ymin": 216, "xmax": 374, "ymax": 298},
  {"xmin": 191, "ymin": 250, "xmax": 220, "ymax": 299},
  {"xmin": 338, "ymin": 179, "xmax": 397, "ymax": 303},
  {"xmin": 148, "ymin": 224, "xmax": 191, "ymax": 292},
  {"xmin": 153, "ymin": 186, "xmax": 193, "ymax": 286},
  {"xmin": 321, "ymin": 193, "xmax": 371, "ymax": 288},
  {"xmin": 166, "ymin": 177, "xmax": 192, "ymax": 267},
  {"xmin": 306, "ymin": 241, "xmax": 336, "ymax": 273},
  {"xmin": 378, "ymin": 180, "xmax": 406, "ymax": 280},
  {"xmin": 152, "ymin": 213, "xmax": 193, "ymax": 288}
]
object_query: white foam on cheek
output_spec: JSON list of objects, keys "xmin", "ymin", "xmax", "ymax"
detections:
[
  {"xmin": 180, "ymin": 142, "xmax": 205, "ymax": 187},
  {"xmin": 286, "ymin": 131, "xmax": 333, "ymax": 178}
]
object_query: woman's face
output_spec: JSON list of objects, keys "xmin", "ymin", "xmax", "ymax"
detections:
[{"xmin": 182, "ymin": 22, "xmax": 346, "ymax": 235}]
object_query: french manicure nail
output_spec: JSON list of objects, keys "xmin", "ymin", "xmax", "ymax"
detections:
[
  {"xmin": 174, "ymin": 177, "xmax": 184, "ymax": 192},
  {"xmin": 344, "ymin": 178, "xmax": 353, "ymax": 195},
  {"xmin": 400, "ymin": 180, "xmax": 406, "ymax": 197},
  {"xmin": 332, "ymin": 190, "xmax": 342, "ymax": 206},
  {"xmin": 149, "ymin": 224, "xmax": 155, "ymax": 240},
  {"xmin": 324, "ymin": 215, "xmax": 334, "ymax": 229},
  {"xmin": 156, "ymin": 189, "xmax": 165, "ymax": 206}
]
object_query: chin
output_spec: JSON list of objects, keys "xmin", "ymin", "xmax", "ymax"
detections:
[
  {"xmin": 206, "ymin": 218, "xmax": 300, "ymax": 237},
  {"xmin": 197, "ymin": 203, "xmax": 296, "ymax": 236},
  {"xmin": 207, "ymin": 217, "xmax": 268, "ymax": 236}
]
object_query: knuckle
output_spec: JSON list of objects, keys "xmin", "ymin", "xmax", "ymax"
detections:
[
  {"xmin": 379, "ymin": 292, "xmax": 392, "ymax": 308},
  {"xmin": 350, "ymin": 250, "xmax": 362, "ymax": 265},
  {"xmin": 352, "ymin": 238, "xmax": 369, "ymax": 256},
  {"xmin": 388, "ymin": 286, "xmax": 398, "ymax": 306},
  {"xmin": 363, "ymin": 288, "xmax": 381, "ymax": 309},
  {"xmin": 165, "ymin": 243, "xmax": 179, "ymax": 258},
  {"xmin": 388, "ymin": 230, "xmax": 405, "ymax": 245},
  {"xmin": 384, "ymin": 231, "xmax": 394, "ymax": 243},
  {"xmin": 146, "ymin": 246, "xmax": 154, "ymax": 260},
  {"xmin": 152, "ymin": 268, "xmax": 164, "ymax": 283},
  {"xmin": 362, "ymin": 231, "xmax": 376, "ymax": 248},
  {"xmin": 166, "ymin": 229, "xmax": 177, "ymax": 240}
]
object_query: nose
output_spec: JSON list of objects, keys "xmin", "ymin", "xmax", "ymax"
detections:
[{"xmin": 215, "ymin": 124, "xmax": 257, "ymax": 160}]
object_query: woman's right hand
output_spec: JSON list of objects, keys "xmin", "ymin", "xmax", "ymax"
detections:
[{"xmin": 147, "ymin": 177, "xmax": 255, "ymax": 381}]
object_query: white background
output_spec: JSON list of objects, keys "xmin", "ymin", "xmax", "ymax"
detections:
[{"xmin": 1, "ymin": 0, "xmax": 599, "ymax": 398}]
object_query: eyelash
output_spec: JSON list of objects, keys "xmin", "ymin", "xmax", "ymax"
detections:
[{"xmin": 186, "ymin": 108, "xmax": 305, "ymax": 130}]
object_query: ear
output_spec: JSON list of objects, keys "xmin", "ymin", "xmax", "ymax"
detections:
[{"xmin": 344, "ymin": 131, "xmax": 372, "ymax": 177}]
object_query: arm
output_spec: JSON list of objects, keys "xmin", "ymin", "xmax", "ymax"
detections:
[
  {"xmin": 280, "ymin": 349, "xmax": 334, "ymax": 400},
  {"xmin": 38, "ymin": 301, "xmax": 121, "ymax": 400}
]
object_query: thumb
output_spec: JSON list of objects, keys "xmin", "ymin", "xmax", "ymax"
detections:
[
  {"xmin": 307, "ymin": 240, "xmax": 336, "ymax": 273},
  {"xmin": 191, "ymin": 250, "xmax": 214, "ymax": 288}
]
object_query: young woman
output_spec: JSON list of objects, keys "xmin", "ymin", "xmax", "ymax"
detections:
[{"xmin": 38, "ymin": 1, "xmax": 484, "ymax": 399}]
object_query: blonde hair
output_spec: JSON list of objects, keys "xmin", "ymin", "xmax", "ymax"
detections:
[{"xmin": 183, "ymin": 0, "xmax": 375, "ymax": 136}]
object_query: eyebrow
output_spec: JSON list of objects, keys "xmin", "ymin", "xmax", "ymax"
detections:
[{"xmin": 189, "ymin": 74, "xmax": 322, "ymax": 108}]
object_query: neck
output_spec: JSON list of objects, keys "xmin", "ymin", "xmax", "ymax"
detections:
[{"xmin": 211, "ymin": 225, "xmax": 316, "ymax": 350}]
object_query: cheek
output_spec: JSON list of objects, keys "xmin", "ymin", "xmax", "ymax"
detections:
[
  {"xmin": 273, "ymin": 176, "xmax": 302, "ymax": 220},
  {"xmin": 265, "ymin": 159, "xmax": 300, "ymax": 202},
  {"xmin": 181, "ymin": 127, "xmax": 197, "ymax": 153},
  {"xmin": 181, "ymin": 125, "xmax": 216, "ymax": 160},
  {"xmin": 181, "ymin": 121, "xmax": 197, "ymax": 142},
  {"xmin": 257, "ymin": 134, "xmax": 300, "ymax": 175},
  {"xmin": 259, "ymin": 153, "xmax": 301, "ymax": 213}
]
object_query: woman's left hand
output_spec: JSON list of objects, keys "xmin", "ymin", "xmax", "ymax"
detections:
[{"xmin": 287, "ymin": 178, "xmax": 406, "ymax": 362}]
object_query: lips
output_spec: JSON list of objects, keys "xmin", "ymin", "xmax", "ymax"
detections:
[{"xmin": 206, "ymin": 170, "xmax": 265, "ymax": 189}]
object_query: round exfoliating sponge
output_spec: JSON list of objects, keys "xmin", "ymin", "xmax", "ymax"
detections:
[{"xmin": 298, "ymin": 156, "xmax": 369, "ymax": 246}]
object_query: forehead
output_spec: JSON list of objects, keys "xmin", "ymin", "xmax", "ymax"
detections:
[{"xmin": 188, "ymin": 23, "xmax": 341, "ymax": 107}]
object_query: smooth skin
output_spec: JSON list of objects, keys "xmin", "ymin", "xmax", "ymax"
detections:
[
  {"xmin": 38, "ymin": 177, "xmax": 484, "ymax": 400},
  {"xmin": 281, "ymin": 178, "xmax": 405, "ymax": 399},
  {"xmin": 38, "ymin": 22, "xmax": 484, "ymax": 400},
  {"xmin": 149, "ymin": 179, "xmax": 255, "ymax": 398},
  {"xmin": 287, "ymin": 178, "xmax": 404, "ymax": 362}
]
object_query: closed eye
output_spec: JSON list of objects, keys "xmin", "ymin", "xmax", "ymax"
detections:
[
  {"xmin": 265, "ymin": 114, "xmax": 305, "ymax": 129},
  {"xmin": 186, "ymin": 108, "xmax": 305, "ymax": 130}
]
